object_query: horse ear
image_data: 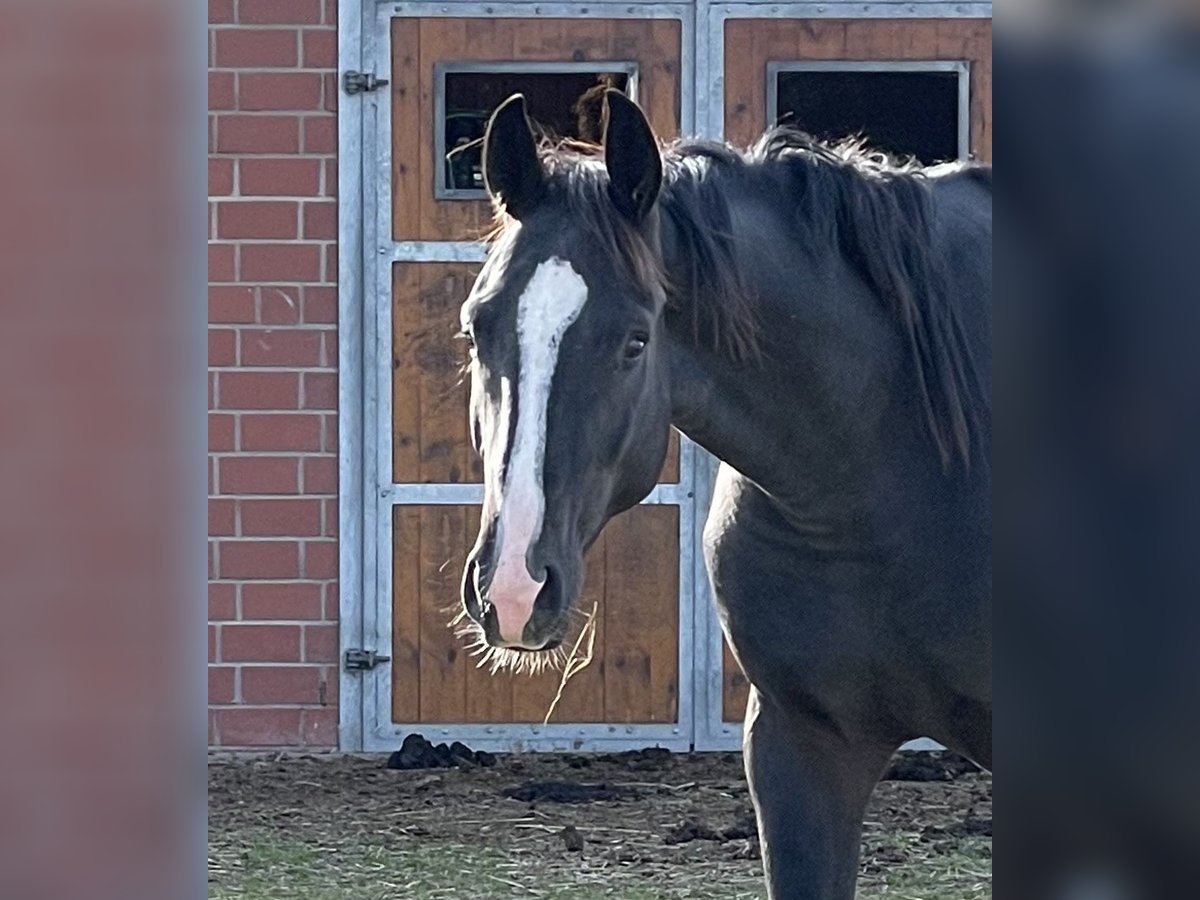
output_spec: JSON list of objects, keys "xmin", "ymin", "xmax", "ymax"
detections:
[
  {"xmin": 483, "ymin": 94, "xmax": 545, "ymax": 220},
  {"xmin": 602, "ymin": 90, "xmax": 662, "ymax": 223}
]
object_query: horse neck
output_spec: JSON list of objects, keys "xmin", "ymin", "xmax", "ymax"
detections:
[{"xmin": 663, "ymin": 236, "xmax": 910, "ymax": 512}]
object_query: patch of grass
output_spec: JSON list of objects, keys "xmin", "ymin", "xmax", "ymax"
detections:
[
  {"xmin": 211, "ymin": 829, "xmax": 987, "ymax": 900},
  {"xmin": 864, "ymin": 836, "xmax": 991, "ymax": 900}
]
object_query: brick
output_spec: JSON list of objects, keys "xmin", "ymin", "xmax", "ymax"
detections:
[
  {"xmin": 218, "ymin": 371, "xmax": 300, "ymax": 410},
  {"xmin": 209, "ymin": 624, "xmax": 218, "ymax": 662},
  {"xmin": 217, "ymin": 200, "xmax": 298, "ymax": 239},
  {"xmin": 303, "ymin": 624, "xmax": 338, "ymax": 663},
  {"xmin": 323, "ymin": 158, "xmax": 337, "ymax": 197},
  {"xmin": 216, "ymin": 116, "xmax": 300, "ymax": 155},
  {"xmin": 321, "ymin": 72, "xmax": 338, "ymax": 113},
  {"xmin": 209, "ymin": 0, "xmax": 235, "ymax": 24},
  {"xmin": 302, "ymin": 29, "xmax": 336, "ymax": 68},
  {"xmin": 302, "ymin": 371, "xmax": 336, "ymax": 410},
  {"xmin": 209, "ymin": 414, "xmax": 235, "ymax": 452},
  {"xmin": 322, "ymin": 497, "xmax": 338, "ymax": 537},
  {"xmin": 302, "ymin": 456, "xmax": 337, "ymax": 494},
  {"xmin": 323, "ymin": 0, "xmax": 337, "ymax": 25},
  {"xmin": 302, "ymin": 201, "xmax": 336, "ymax": 239},
  {"xmin": 220, "ymin": 541, "xmax": 301, "ymax": 580},
  {"xmin": 240, "ymin": 158, "xmax": 320, "ymax": 196},
  {"xmin": 209, "ymin": 582, "xmax": 237, "ymax": 620},
  {"xmin": 303, "ymin": 540, "xmax": 337, "ymax": 579},
  {"xmin": 301, "ymin": 115, "xmax": 335, "ymax": 153},
  {"xmin": 322, "ymin": 415, "xmax": 337, "ymax": 454},
  {"xmin": 240, "ymin": 327, "xmax": 321, "ymax": 367},
  {"xmin": 323, "ymin": 582, "xmax": 339, "ymax": 619},
  {"xmin": 319, "ymin": 676, "xmax": 338, "ymax": 710},
  {"xmin": 209, "ymin": 71, "xmax": 235, "ymax": 110},
  {"xmin": 324, "ymin": 243, "xmax": 337, "ymax": 282},
  {"xmin": 209, "ymin": 667, "xmax": 236, "ymax": 704},
  {"xmin": 239, "ymin": 0, "xmax": 321, "ymax": 25},
  {"xmin": 242, "ymin": 498, "xmax": 321, "ymax": 537},
  {"xmin": 303, "ymin": 708, "xmax": 338, "ymax": 746},
  {"xmin": 241, "ymin": 413, "xmax": 321, "ymax": 452},
  {"xmin": 241, "ymin": 666, "xmax": 320, "ymax": 704},
  {"xmin": 242, "ymin": 583, "xmax": 323, "ymax": 620},
  {"xmin": 241, "ymin": 243, "xmax": 321, "ymax": 282},
  {"xmin": 215, "ymin": 29, "xmax": 298, "ymax": 68},
  {"xmin": 209, "ymin": 285, "xmax": 256, "ymax": 323},
  {"xmin": 216, "ymin": 708, "xmax": 304, "ymax": 747},
  {"xmin": 218, "ymin": 456, "xmax": 300, "ymax": 494},
  {"xmin": 322, "ymin": 332, "xmax": 337, "ymax": 367},
  {"xmin": 303, "ymin": 286, "xmax": 336, "ymax": 324},
  {"xmin": 209, "ymin": 243, "xmax": 235, "ymax": 282},
  {"xmin": 209, "ymin": 328, "xmax": 236, "ymax": 366},
  {"xmin": 259, "ymin": 286, "xmax": 302, "ymax": 324},
  {"xmin": 222, "ymin": 624, "xmax": 302, "ymax": 662},
  {"xmin": 209, "ymin": 498, "xmax": 236, "ymax": 536},
  {"xmin": 208, "ymin": 158, "xmax": 233, "ymax": 196},
  {"xmin": 240, "ymin": 72, "xmax": 322, "ymax": 111}
]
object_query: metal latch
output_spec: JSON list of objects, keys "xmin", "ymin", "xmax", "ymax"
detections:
[
  {"xmin": 345, "ymin": 649, "xmax": 391, "ymax": 670},
  {"xmin": 343, "ymin": 70, "xmax": 389, "ymax": 95}
]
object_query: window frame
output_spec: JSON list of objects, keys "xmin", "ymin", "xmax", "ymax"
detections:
[{"xmin": 765, "ymin": 59, "xmax": 972, "ymax": 162}]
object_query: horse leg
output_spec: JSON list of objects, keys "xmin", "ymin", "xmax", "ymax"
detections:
[{"xmin": 743, "ymin": 687, "xmax": 895, "ymax": 900}]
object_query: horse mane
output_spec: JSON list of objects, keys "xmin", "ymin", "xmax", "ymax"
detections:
[{"xmin": 485, "ymin": 127, "xmax": 990, "ymax": 470}]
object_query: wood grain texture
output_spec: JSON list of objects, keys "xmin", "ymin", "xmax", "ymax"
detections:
[
  {"xmin": 391, "ymin": 264, "xmax": 422, "ymax": 482},
  {"xmin": 721, "ymin": 640, "xmax": 751, "ymax": 724},
  {"xmin": 602, "ymin": 505, "xmax": 680, "ymax": 723},
  {"xmin": 391, "ymin": 506, "xmax": 422, "ymax": 724},
  {"xmin": 392, "ymin": 263, "xmax": 481, "ymax": 484},
  {"xmin": 417, "ymin": 504, "xmax": 469, "ymax": 722},
  {"xmin": 723, "ymin": 18, "xmax": 992, "ymax": 163}
]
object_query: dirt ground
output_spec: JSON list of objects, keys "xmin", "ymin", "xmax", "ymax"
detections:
[{"xmin": 209, "ymin": 748, "xmax": 991, "ymax": 900}]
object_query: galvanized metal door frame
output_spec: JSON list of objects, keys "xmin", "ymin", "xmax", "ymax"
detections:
[
  {"xmin": 344, "ymin": 0, "xmax": 702, "ymax": 753},
  {"xmin": 341, "ymin": 0, "xmax": 991, "ymax": 752}
]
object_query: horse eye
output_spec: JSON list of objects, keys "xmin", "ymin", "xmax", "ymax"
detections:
[{"xmin": 624, "ymin": 334, "xmax": 649, "ymax": 360}]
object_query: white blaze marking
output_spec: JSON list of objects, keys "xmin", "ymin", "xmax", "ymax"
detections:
[{"xmin": 488, "ymin": 258, "xmax": 588, "ymax": 643}]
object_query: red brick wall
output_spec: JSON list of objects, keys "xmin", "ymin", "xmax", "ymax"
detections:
[{"xmin": 208, "ymin": 0, "xmax": 340, "ymax": 750}]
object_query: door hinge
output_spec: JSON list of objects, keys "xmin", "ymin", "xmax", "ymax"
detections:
[
  {"xmin": 343, "ymin": 70, "xmax": 389, "ymax": 95},
  {"xmin": 344, "ymin": 648, "xmax": 391, "ymax": 671}
]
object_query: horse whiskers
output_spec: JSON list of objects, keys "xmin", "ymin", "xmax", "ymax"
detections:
[{"xmin": 447, "ymin": 603, "xmax": 595, "ymax": 677}]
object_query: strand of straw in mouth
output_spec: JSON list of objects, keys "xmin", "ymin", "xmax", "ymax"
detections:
[{"xmin": 542, "ymin": 601, "xmax": 599, "ymax": 726}]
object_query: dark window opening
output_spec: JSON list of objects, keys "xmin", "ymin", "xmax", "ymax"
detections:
[
  {"xmin": 437, "ymin": 67, "xmax": 634, "ymax": 198},
  {"xmin": 772, "ymin": 67, "xmax": 964, "ymax": 165}
]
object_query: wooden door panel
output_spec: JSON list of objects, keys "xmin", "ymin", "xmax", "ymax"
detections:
[
  {"xmin": 391, "ymin": 504, "xmax": 679, "ymax": 724},
  {"xmin": 723, "ymin": 18, "xmax": 992, "ymax": 161},
  {"xmin": 392, "ymin": 262, "xmax": 482, "ymax": 485},
  {"xmin": 390, "ymin": 17, "xmax": 682, "ymax": 242}
]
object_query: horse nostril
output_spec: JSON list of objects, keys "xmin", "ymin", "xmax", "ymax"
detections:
[{"xmin": 533, "ymin": 565, "xmax": 565, "ymax": 615}]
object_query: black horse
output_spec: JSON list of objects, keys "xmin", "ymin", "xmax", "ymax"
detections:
[{"xmin": 457, "ymin": 90, "xmax": 991, "ymax": 899}]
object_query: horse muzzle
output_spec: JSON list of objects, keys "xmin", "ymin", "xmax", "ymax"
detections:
[{"xmin": 461, "ymin": 554, "xmax": 572, "ymax": 651}]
